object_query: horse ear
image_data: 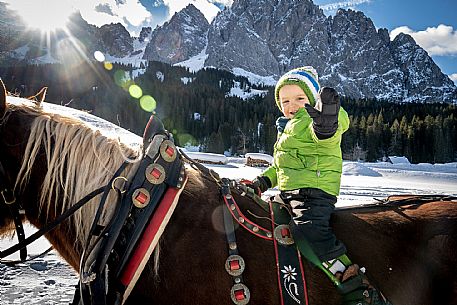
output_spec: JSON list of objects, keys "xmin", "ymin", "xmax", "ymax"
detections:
[
  {"xmin": 28, "ymin": 86, "xmax": 47, "ymax": 105},
  {"xmin": 0, "ymin": 78, "xmax": 6, "ymax": 118}
]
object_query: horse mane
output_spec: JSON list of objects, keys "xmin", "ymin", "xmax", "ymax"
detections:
[{"xmin": 10, "ymin": 102, "xmax": 141, "ymax": 245}]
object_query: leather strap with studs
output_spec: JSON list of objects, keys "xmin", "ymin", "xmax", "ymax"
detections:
[
  {"xmin": 221, "ymin": 179, "xmax": 273, "ymax": 241},
  {"xmin": 221, "ymin": 178, "xmax": 250, "ymax": 305}
]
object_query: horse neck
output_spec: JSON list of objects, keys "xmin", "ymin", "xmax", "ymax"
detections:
[{"xmin": 5, "ymin": 107, "xmax": 139, "ymax": 270}]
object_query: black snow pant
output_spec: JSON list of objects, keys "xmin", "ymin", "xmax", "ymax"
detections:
[{"xmin": 280, "ymin": 187, "xmax": 346, "ymax": 262}]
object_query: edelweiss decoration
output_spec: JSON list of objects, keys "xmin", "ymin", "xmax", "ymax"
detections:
[{"xmin": 281, "ymin": 265, "xmax": 301, "ymax": 304}]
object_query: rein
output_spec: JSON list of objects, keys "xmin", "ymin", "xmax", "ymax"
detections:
[{"xmin": 0, "ymin": 158, "xmax": 27, "ymax": 262}]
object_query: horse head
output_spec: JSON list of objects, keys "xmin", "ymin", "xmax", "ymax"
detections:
[
  {"xmin": 0, "ymin": 84, "xmax": 141, "ymax": 267},
  {"xmin": 0, "ymin": 80, "xmax": 46, "ymax": 238},
  {"xmin": 0, "ymin": 79, "xmax": 17, "ymax": 236}
]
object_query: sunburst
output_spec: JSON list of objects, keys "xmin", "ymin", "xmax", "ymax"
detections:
[{"xmin": 9, "ymin": 0, "xmax": 75, "ymax": 33}]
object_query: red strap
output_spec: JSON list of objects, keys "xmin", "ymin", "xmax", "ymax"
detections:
[{"xmin": 120, "ymin": 187, "xmax": 180, "ymax": 286}]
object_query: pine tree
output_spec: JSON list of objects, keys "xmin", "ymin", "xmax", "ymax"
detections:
[
  {"xmin": 389, "ymin": 119, "xmax": 402, "ymax": 156},
  {"xmin": 206, "ymin": 131, "xmax": 225, "ymax": 154}
]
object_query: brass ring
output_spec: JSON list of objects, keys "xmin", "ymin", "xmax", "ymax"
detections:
[{"xmin": 111, "ymin": 176, "xmax": 128, "ymax": 193}]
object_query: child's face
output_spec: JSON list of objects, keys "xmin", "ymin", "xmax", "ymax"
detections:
[{"xmin": 279, "ymin": 84, "xmax": 310, "ymax": 119}]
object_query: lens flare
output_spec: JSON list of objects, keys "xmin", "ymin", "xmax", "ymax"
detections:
[
  {"xmin": 94, "ymin": 51, "xmax": 105, "ymax": 62},
  {"xmin": 114, "ymin": 70, "xmax": 131, "ymax": 87},
  {"xmin": 177, "ymin": 133, "xmax": 197, "ymax": 146},
  {"xmin": 129, "ymin": 85, "xmax": 143, "ymax": 99},
  {"xmin": 140, "ymin": 95, "xmax": 157, "ymax": 112},
  {"xmin": 104, "ymin": 62, "xmax": 113, "ymax": 70}
]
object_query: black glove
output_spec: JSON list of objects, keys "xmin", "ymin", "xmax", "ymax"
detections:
[
  {"xmin": 305, "ymin": 87, "xmax": 340, "ymax": 139},
  {"xmin": 240, "ymin": 176, "xmax": 272, "ymax": 195}
]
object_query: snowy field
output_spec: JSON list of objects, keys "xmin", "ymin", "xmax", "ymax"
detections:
[{"xmin": 1, "ymin": 158, "xmax": 456, "ymax": 304}]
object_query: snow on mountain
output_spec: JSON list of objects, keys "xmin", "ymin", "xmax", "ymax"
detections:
[
  {"xmin": 174, "ymin": 44, "xmax": 209, "ymax": 72},
  {"xmin": 225, "ymin": 80, "xmax": 268, "ymax": 100},
  {"xmin": 231, "ymin": 68, "xmax": 277, "ymax": 87}
]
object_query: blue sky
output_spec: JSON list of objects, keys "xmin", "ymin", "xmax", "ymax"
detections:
[{"xmin": 3, "ymin": 0, "xmax": 456, "ymax": 83}]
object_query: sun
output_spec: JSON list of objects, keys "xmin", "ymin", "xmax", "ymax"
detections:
[{"xmin": 8, "ymin": 0, "xmax": 75, "ymax": 32}]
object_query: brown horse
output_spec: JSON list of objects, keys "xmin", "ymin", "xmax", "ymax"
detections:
[{"xmin": 1, "ymin": 85, "xmax": 457, "ymax": 305}]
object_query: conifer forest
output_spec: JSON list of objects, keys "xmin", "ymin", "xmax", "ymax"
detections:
[{"xmin": 1, "ymin": 61, "xmax": 456, "ymax": 163}]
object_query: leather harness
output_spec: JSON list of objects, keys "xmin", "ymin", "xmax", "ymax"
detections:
[{"xmin": 0, "ymin": 114, "xmax": 187, "ymax": 305}]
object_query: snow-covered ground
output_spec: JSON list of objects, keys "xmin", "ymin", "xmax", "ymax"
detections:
[{"xmin": 1, "ymin": 99, "xmax": 457, "ymax": 304}]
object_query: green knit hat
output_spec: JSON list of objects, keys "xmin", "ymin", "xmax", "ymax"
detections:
[{"xmin": 274, "ymin": 66, "xmax": 321, "ymax": 109}]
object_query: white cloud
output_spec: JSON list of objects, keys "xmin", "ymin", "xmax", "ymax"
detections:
[
  {"xmin": 390, "ymin": 24, "xmax": 457, "ymax": 56},
  {"xmin": 319, "ymin": 0, "xmax": 371, "ymax": 11},
  {"xmin": 163, "ymin": 0, "xmax": 221, "ymax": 23},
  {"xmin": 208, "ymin": 0, "xmax": 233, "ymax": 6},
  {"xmin": 450, "ymin": 73, "xmax": 457, "ymax": 85},
  {"xmin": 78, "ymin": 0, "xmax": 151, "ymax": 27}
]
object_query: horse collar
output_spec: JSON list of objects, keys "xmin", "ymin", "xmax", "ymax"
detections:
[{"xmin": 76, "ymin": 115, "xmax": 187, "ymax": 305}]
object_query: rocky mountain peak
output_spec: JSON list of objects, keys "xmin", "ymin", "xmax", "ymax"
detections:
[
  {"xmin": 390, "ymin": 32, "xmax": 457, "ymax": 102},
  {"xmin": 97, "ymin": 23, "xmax": 134, "ymax": 57},
  {"xmin": 142, "ymin": 3, "xmax": 209, "ymax": 64},
  {"xmin": 204, "ymin": 1, "xmax": 456, "ymax": 102},
  {"xmin": 176, "ymin": 3, "xmax": 203, "ymax": 19},
  {"xmin": 138, "ymin": 27, "xmax": 152, "ymax": 43}
]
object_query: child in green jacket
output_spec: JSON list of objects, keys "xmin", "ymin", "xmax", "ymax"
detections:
[{"xmin": 245, "ymin": 66, "xmax": 391, "ymax": 305}]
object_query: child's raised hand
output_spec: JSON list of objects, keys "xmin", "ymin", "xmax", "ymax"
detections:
[{"xmin": 305, "ymin": 87, "xmax": 340, "ymax": 139}]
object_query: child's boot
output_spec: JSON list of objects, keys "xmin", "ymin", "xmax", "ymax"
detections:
[
  {"xmin": 337, "ymin": 264, "xmax": 392, "ymax": 305},
  {"xmin": 321, "ymin": 255, "xmax": 393, "ymax": 305}
]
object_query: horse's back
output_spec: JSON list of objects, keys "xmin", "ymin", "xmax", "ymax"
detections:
[{"xmin": 333, "ymin": 198, "xmax": 457, "ymax": 305}]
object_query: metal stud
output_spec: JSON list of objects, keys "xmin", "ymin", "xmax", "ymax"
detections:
[
  {"xmin": 159, "ymin": 140, "xmax": 177, "ymax": 162},
  {"xmin": 225, "ymin": 255, "xmax": 245, "ymax": 277},
  {"xmin": 225, "ymin": 194, "xmax": 232, "ymax": 200},
  {"xmin": 253, "ymin": 226, "xmax": 259, "ymax": 232},
  {"xmin": 132, "ymin": 188, "xmax": 151, "ymax": 208},
  {"xmin": 274, "ymin": 224, "xmax": 295, "ymax": 245},
  {"xmin": 230, "ymin": 283, "xmax": 250, "ymax": 305},
  {"xmin": 230, "ymin": 204, "xmax": 236, "ymax": 210},
  {"xmin": 145, "ymin": 164, "xmax": 166, "ymax": 184},
  {"xmin": 229, "ymin": 242, "xmax": 237, "ymax": 250},
  {"xmin": 238, "ymin": 217, "xmax": 245, "ymax": 223}
]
